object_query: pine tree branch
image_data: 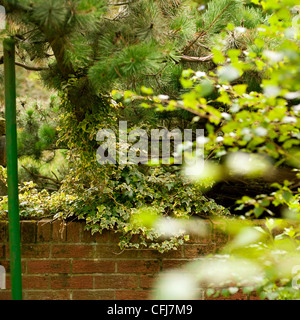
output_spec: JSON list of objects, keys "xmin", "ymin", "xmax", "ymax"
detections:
[
  {"xmin": 15, "ymin": 61, "xmax": 48, "ymax": 71},
  {"xmin": 0, "ymin": 56, "xmax": 48, "ymax": 71},
  {"xmin": 183, "ymin": 0, "xmax": 234, "ymax": 53},
  {"xmin": 2, "ymin": 0, "xmax": 75, "ymax": 79},
  {"xmin": 2, "ymin": 0, "xmax": 32, "ymax": 13},
  {"xmin": 200, "ymin": 0, "xmax": 235, "ymax": 38},
  {"xmin": 180, "ymin": 54, "xmax": 213, "ymax": 62}
]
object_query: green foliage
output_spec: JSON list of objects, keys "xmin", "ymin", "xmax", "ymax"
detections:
[
  {"xmin": 2, "ymin": 0, "xmax": 299, "ymax": 264},
  {"xmin": 17, "ymin": 96, "xmax": 60, "ymax": 158},
  {"xmin": 49, "ymin": 89, "xmax": 229, "ymax": 252},
  {"xmin": 126, "ymin": 0, "xmax": 300, "ymax": 299},
  {"xmin": 119, "ymin": 0, "xmax": 300, "ymax": 222},
  {"xmin": 55, "ymin": 165, "xmax": 228, "ymax": 252},
  {"xmin": 15, "ymin": 95, "xmax": 68, "ymax": 190},
  {"xmin": 88, "ymin": 41, "xmax": 166, "ymax": 92},
  {"xmin": 153, "ymin": 217, "xmax": 300, "ymax": 300},
  {"xmin": 0, "ymin": 181, "xmax": 74, "ymax": 220},
  {"xmin": 201, "ymin": 0, "xmax": 244, "ymax": 35},
  {"xmin": 32, "ymin": 0, "xmax": 69, "ymax": 32},
  {"xmin": 1, "ymin": 0, "xmax": 269, "ymax": 100}
]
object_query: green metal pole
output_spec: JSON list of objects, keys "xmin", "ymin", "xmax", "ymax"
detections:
[{"xmin": 4, "ymin": 37, "xmax": 22, "ymax": 300}]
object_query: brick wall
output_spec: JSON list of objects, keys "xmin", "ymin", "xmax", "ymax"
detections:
[{"xmin": 0, "ymin": 219, "xmax": 257, "ymax": 300}]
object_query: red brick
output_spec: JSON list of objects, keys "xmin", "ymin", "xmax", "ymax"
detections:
[
  {"xmin": 80, "ymin": 228, "xmax": 98, "ymax": 243},
  {"xmin": 20, "ymin": 244, "xmax": 50, "ymax": 258},
  {"xmin": 6, "ymin": 274, "xmax": 50, "ymax": 290},
  {"xmin": 25, "ymin": 290, "xmax": 71, "ymax": 300},
  {"xmin": 72, "ymin": 260, "xmax": 115, "ymax": 274},
  {"xmin": 21, "ymin": 221, "xmax": 36, "ymax": 243},
  {"xmin": 0, "ymin": 219, "xmax": 237, "ymax": 299},
  {"xmin": 184, "ymin": 244, "xmax": 216, "ymax": 258},
  {"xmin": 6, "ymin": 275, "xmax": 49, "ymax": 290},
  {"xmin": 95, "ymin": 244, "xmax": 138, "ymax": 259},
  {"xmin": 22, "ymin": 275, "xmax": 49, "ymax": 289},
  {"xmin": 162, "ymin": 259, "xmax": 190, "ymax": 270},
  {"xmin": 0, "ymin": 244, "xmax": 5, "ymax": 259},
  {"xmin": 0, "ymin": 221, "xmax": 8, "ymax": 242},
  {"xmin": 51, "ymin": 244, "xmax": 94, "ymax": 258},
  {"xmin": 230, "ymin": 289, "xmax": 260, "ymax": 300},
  {"xmin": 140, "ymin": 274, "xmax": 157, "ymax": 289},
  {"xmin": 0, "ymin": 260, "xmax": 26, "ymax": 273},
  {"xmin": 117, "ymin": 260, "xmax": 160, "ymax": 273},
  {"xmin": 50, "ymin": 275, "xmax": 93, "ymax": 289},
  {"xmin": 205, "ymin": 289, "xmax": 247, "ymax": 300},
  {"xmin": 187, "ymin": 220, "xmax": 212, "ymax": 243},
  {"xmin": 6, "ymin": 243, "xmax": 49, "ymax": 259},
  {"xmin": 72, "ymin": 290, "xmax": 115, "ymax": 300},
  {"xmin": 95, "ymin": 275, "xmax": 138, "ymax": 289},
  {"xmin": 52, "ymin": 220, "xmax": 67, "ymax": 241},
  {"xmin": 108, "ymin": 231, "xmax": 123, "ymax": 244},
  {"xmin": 115, "ymin": 290, "xmax": 151, "ymax": 300},
  {"xmin": 81, "ymin": 226, "xmax": 113, "ymax": 243},
  {"xmin": 140, "ymin": 248, "xmax": 183, "ymax": 259},
  {"xmin": 0, "ymin": 290, "xmax": 12, "ymax": 300},
  {"xmin": 37, "ymin": 220, "xmax": 52, "ymax": 242},
  {"xmin": 66, "ymin": 222, "xmax": 82, "ymax": 242},
  {"xmin": 27, "ymin": 260, "xmax": 71, "ymax": 274},
  {"xmin": 212, "ymin": 220, "xmax": 229, "ymax": 249},
  {"xmin": 249, "ymin": 293, "xmax": 262, "ymax": 300}
]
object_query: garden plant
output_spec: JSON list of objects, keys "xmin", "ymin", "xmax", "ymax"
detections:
[{"xmin": 0, "ymin": 0, "xmax": 300, "ymax": 299}]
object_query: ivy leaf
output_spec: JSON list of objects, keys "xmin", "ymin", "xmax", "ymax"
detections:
[
  {"xmin": 254, "ymin": 206, "xmax": 264, "ymax": 218},
  {"xmin": 282, "ymin": 190, "xmax": 293, "ymax": 203},
  {"xmin": 206, "ymin": 288, "xmax": 215, "ymax": 297},
  {"xmin": 212, "ymin": 48, "xmax": 225, "ymax": 64}
]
